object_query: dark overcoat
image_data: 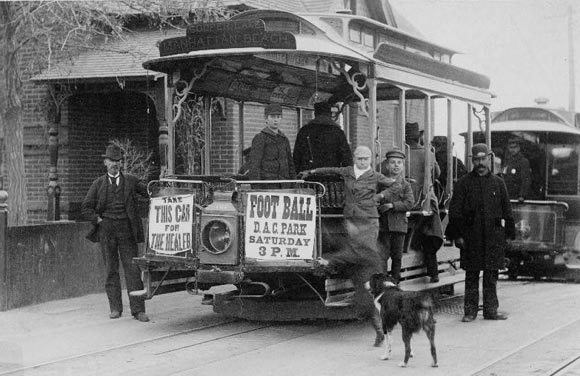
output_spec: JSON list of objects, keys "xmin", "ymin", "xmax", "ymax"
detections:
[
  {"xmin": 293, "ymin": 115, "xmax": 352, "ymax": 173},
  {"xmin": 248, "ymin": 127, "xmax": 295, "ymax": 180},
  {"xmin": 447, "ymin": 170, "xmax": 515, "ymax": 270},
  {"xmin": 81, "ymin": 174, "xmax": 147, "ymax": 243}
]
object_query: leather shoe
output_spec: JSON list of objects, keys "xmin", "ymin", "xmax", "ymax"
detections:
[
  {"xmin": 484, "ymin": 313, "xmax": 508, "ymax": 320},
  {"xmin": 109, "ymin": 311, "xmax": 122, "ymax": 319},
  {"xmin": 461, "ymin": 315, "xmax": 476, "ymax": 322},
  {"xmin": 134, "ymin": 312, "xmax": 150, "ymax": 322}
]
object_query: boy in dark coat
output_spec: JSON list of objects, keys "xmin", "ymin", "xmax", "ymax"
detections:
[
  {"xmin": 447, "ymin": 143, "xmax": 515, "ymax": 322},
  {"xmin": 248, "ymin": 103, "xmax": 295, "ymax": 181},
  {"xmin": 377, "ymin": 149, "xmax": 414, "ymax": 283}
]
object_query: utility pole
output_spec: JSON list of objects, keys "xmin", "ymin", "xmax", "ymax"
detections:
[{"xmin": 568, "ymin": 5, "xmax": 576, "ymax": 114}]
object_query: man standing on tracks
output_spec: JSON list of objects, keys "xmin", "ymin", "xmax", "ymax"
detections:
[
  {"xmin": 447, "ymin": 143, "xmax": 515, "ymax": 322},
  {"xmin": 502, "ymin": 137, "xmax": 531, "ymax": 202},
  {"xmin": 293, "ymin": 101, "xmax": 352, "ymax": 174},
  {"xmin": 82, "ymin": 144, "xmax": 150, "ymax": 322}
]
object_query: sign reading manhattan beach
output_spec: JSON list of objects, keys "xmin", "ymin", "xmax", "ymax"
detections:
[
  {"xmin": 148, "ymin": 194, "xmax": 194, "ymax": 255},
  {"xmin": 245, "ymin": 192, "xmax": 317, "ymax": 260},
  {"xmin": 159, "ymin": 20, "xmax": 296, "ymax": 57}
]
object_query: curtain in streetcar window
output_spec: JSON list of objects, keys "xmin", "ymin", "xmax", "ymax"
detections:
[{"xmin": 547, "ymin": 144, "xmax": 580, "ymax": 195}]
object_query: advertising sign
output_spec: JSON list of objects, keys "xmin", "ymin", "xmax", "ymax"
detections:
[
  {"xmin": 245, "ymin": 192, "xmax": 317, "ymax": 260},
  {"xmin": 148, "ymin": 194, "xmax": 194, "ymax": 255}
]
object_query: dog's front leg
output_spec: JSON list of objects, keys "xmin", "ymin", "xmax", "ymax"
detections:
[
  {"xmin": 380, "ymin": 330, "xmax": 393, "ymax": 360},
  {"xmin": 399, "ymin": 330, "xmax": 412, "ymax": 367}
]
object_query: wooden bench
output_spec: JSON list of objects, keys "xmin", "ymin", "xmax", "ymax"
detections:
[{"xmin": 325, "ymin": 246, "xmax": 464, "ymax": 305}]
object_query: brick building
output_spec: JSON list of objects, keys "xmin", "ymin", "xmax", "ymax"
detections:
[{"xmin": 22, "ymin": 0, "xmax": 426, "ymax": 223}]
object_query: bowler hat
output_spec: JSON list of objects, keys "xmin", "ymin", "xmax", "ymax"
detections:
[
  {"xmin": 264, "ymin": 103, "xmax": 283, "ymax": 117},
  {"xmin": 385, "ymin": 149, "xmax": 406, "ymax": 160},
  {"xmin": 314, "ymin": 102, "xmax": 332, "ymax": 116},
  {"xmin": 405, "ymin": 122, "xmax": 423, "ymax": 139},
  {"xmin": 102, "ymin": 144, "xmax": 123, "ymax": 161},
  {"xmin": 470, "ymin": 143, "xmax": 490, "ymax": 158}
]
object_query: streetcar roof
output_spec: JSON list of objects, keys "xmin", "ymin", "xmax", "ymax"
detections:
[
  {"xmin": 143, "ymin": 33, "xmax": 371, "ymax": 73},
  {"xmin": 491, "ymin": 120, "xmax": 580, "ymax": 136}
]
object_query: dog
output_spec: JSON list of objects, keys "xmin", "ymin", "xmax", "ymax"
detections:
[{"xmin": 367, "ymin": 273, "xmax": 438, "ymax": 367}]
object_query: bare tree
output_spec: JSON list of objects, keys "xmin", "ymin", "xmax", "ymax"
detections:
[{"xmin": 0, "ymin": 0, "xmax": 232, "ymax": 225}]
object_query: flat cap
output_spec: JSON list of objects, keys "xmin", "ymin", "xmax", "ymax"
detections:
[
  {"xmin": 264, "ymin": 103, "xmax": 283, "ymax": 116},
  {"xmin": 385, "ymin": 149, "xmax": 406, "ymax": 159},
  {"xmin": 471, "ymin": 143, "xmax": 490, "ymax": 158}
]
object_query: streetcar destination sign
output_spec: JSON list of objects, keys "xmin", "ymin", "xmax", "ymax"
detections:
[
  {"xmin": 244, "ymin": 192, "xmax": 317, "ymax": 261},
  {"xmin": 148, "ymin": 194, "xmax": 194, "ymax": 255},
  {"xmin": 159, "ymin": 20, "xmax": 297, "ymax": 57}
]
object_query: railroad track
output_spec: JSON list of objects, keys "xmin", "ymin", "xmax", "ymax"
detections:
[
  {"xmin": 548, "ymin": 355, "xmax": 580, "ymax": 376},
  {"xmin": 0, "ymin": 318, "xmax": 242, "ymax": 375},
  {"xmin": 0, "ymin": 317, "xmax": 347, "ymax": 375}
]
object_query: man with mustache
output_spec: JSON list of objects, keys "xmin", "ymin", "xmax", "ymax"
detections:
[{"xmin": 447, "ymin": 143, "xmax": 515, "ymax": 322}]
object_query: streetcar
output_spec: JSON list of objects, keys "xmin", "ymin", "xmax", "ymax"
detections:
[
  {"xmin": 133, "ymin": 9, "xmax": 493, "ymax": 320},
  {"xmin": 478, "ymin": 104, "xmax": 580, "ymax": 279}
]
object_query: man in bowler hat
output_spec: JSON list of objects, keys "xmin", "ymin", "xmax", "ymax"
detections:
[
  {"xmin": 447, "ymin": 143, "xmax": 515, "ymax": 322},
  {"xmin": 82, "ymin": 144, "xmax": 150, "ymax": 322}
]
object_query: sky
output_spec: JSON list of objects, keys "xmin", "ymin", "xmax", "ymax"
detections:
[{"xmin": 392, "ymin": 0, "xmax": 580, "ymax": 113}]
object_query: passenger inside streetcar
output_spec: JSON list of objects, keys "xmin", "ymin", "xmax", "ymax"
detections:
[{"xmin": 405, "ymin": 122, "xmax": 440, "ymax": 207}]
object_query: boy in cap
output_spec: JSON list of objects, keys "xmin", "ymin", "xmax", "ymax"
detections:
[
  {"xmin": 377, "ymin": 149, "xmax": 414, "ymax": 284},
  {"xmin": 248, "ymin": 103, "xmax": 295, "ymax": 181},
  {"xmin": 447, "ymin": 143, "xmax": 515, "ymax": 322},
  {"xmin": 300, "ymin": 145, "xmax": 395, "ymax": 347}
]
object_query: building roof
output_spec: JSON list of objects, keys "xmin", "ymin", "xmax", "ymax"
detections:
[
  {"xmin": 31, "ymin": 0, "xmax": 425, "ymax": 83},
  {"xmin": 32, "ymin": 29, "xmax": 182, "ymax": 82}
]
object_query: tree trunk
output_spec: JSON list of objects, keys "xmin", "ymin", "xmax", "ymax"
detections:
[{"xmin": 0, "ymin": 3, "xmax": 28, "ymax": 225}]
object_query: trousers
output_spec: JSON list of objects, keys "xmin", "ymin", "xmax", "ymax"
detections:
[
  {"xmin": 99, "ymin": 218, "xmax": 145, "ymax": 315},
  {"xmin": 464, "ymin": 269, "xmax": 499, "ymax": 317}
]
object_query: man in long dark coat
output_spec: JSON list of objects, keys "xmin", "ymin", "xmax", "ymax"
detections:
[
  {"xmin": 293, "ymin": 101, "xmax": 352, "ymax": 174},
  {"xmin": 501, "ymin": 137, "xmax": 531, "ymax": 201},
  {"xmin": 447, "ymin": 143, "xmax": 515, "ymax": 322}
]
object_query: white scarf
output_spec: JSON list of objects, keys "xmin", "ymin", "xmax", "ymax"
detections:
[{"xmin": 354, "ymin": 166, "xmax": 370, "ymax": 179}]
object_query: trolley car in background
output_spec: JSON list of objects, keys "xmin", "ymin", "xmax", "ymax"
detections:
[
  {"xmin": 481, "ymin": 105, "xmax": 580, "ymax": 279},
  {"xmin": 133, "ymin": 9, "xmax": 493, "ymax": 320}
]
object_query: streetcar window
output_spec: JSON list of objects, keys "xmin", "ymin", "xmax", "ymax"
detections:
[
  {"xmin": 547, "ymin": 144, "xmax": 580, "ymax": 195},
  {"xmin": 264, "ymin": 19, "xmax": 300, "ymax": 34},
  {"xmin": 349, "ymin": 24, "xmax": 362, "ymax": 43},
  {"xmin": 362, "ymin": 28, "xmax": 374, "ymax": 47}
]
